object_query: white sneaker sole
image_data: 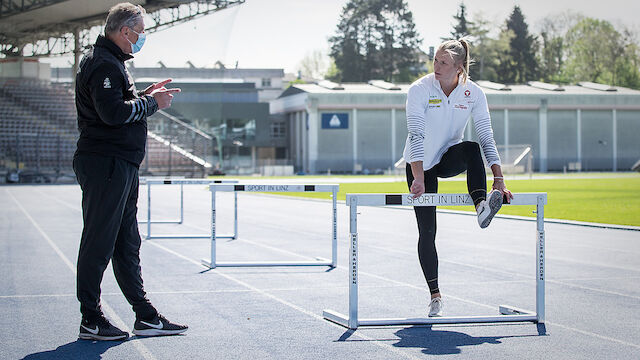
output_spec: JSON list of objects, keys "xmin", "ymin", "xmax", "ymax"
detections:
[
  {"xmin": 480, "ymin": 191, "xmax": 503, "ymax": 229},
  {"xmin": 132, "ymin": 328, "xmax": 188, "ymax": 336},
  {"xmin": 79, "ymin": 333, "xmax": 128, "ymax": 341}
]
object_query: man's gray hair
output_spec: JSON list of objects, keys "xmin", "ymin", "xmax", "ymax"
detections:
[{"xmin": 104, "ymin": 2, "xmax": 145, "ymax": 35}]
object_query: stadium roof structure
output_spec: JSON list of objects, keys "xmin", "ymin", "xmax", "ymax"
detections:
[{"xmin": 0, "ymin": 0, "xmax": 244, "ymax": 58}]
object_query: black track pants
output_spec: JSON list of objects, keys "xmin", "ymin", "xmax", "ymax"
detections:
[
  {"xmin": 73, "ymin": 153, "xmax": 157, "ymax": 321},
  {"xmin": 405, "ymin": 141, "xmax": 487, "ymax": 294}
]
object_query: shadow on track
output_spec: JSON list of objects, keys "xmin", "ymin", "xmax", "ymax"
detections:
[{"xmin": 21, "ymin": 339, "xmax": 124, "ymax": 360}]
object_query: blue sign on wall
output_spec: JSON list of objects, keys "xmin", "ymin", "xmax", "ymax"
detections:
[{"xmin": 321, "ymin": 113, "xmax": 349, "ymax": 129}]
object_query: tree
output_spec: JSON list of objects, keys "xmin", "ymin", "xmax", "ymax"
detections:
[
  {"xmin": 617, "ymin": 25, "xmax": 640, "ymax": 88},
  {"xmin": 467, "ymin": 12, "xmax": 512, "ymax": 81},
  {"xmin": 445, "ymin": 3, "xmax": 473, "ymax": 41},
  {"xmin": 297, "ymin": 50, "xmax": 329, "ymax": 80},
  {"xmin": 564, "ymin": 18, "xmax": 640, "ymax": 88},
  {"xmin": 564, "ymin": 18, "xmax": 620, "ymax": 84},
  {"xmin": 328, "ymin": 0, "xmax": 423, "ymax": 82},
  {"xmin": 500, "ymin": 6, "xmax": 539, "ymax": 83},
  {"xmin": 538, "ymin": 32, "xmax": 565, "ymax": 82},
  {"xmin": 536, "ymin": 11, "xmax": 583, "ymax": 83}
]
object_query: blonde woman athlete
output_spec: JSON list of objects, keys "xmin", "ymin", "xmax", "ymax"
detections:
[{"xmin": 403, "ymin": 38, "xmax": 514, "ymax": 317}]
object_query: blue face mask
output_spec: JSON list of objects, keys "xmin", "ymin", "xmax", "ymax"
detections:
[{"xmin": 127, "ymin": 29, "xmax": 146, "ymax": 54}]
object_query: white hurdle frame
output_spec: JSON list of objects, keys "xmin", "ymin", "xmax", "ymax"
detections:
[
  {"xmin": 139, "ymin": 179, "xmax": 238, "ymax": 240},
  {"xmin": 201, "ymin": 184, "xmax": 339, "ymax": 269},
  {"xmin": 323, "ymin": 192, "xmax": 547, "ymax": 329}
]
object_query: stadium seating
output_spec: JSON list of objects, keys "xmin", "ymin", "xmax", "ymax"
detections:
[{"xmin": 0, "ymin": 78, "xmax": 206, "ymax": 181}]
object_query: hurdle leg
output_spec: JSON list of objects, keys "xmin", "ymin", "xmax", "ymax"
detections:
[
  {"xmin": 331, "ymin": 188, "xmax": 337, "ymax": 268},
  {"xmin": 348, "ymin": 197, "xmax": 359, "ymax": 329},
  {"xmin": 233, "ymin": 191, "xmax": 238, "ymax": 240},
  {"xmin": 201, "ymin": 189, "xmax": 217, "ymax": 268},
  {"xmin": 179, "ymin": 182, "xmax": 184, "ymax": 224},
  {"xmin": 323, "ymin": 196, "xmax": 357, "ymax": 328},
  {"xmin": 536, "ymin": 195, "xmax": 545, "ymax": 323},
  {"xmin": 146, "ymin": 181, "xmax": 151, "ymax": 239}
]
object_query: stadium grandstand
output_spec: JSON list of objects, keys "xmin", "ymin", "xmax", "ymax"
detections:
[{"xmin": 0, "ymin": 0, "xmax": 245, "ymax": 183}]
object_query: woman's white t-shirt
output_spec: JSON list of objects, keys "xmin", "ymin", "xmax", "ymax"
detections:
[{"xmin": 403, "ymin": 73, "xmax": 501, "ymax": 171}]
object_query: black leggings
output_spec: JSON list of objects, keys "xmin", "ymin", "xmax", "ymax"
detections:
[{"xmin": 405, "ymin": 141, "xmax": 487, "ymax": 295}]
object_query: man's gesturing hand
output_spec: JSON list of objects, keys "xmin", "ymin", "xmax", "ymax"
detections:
[
  {"xmin": 143, "ymin": 78, "xmax": 173, "ymax": 95},
  {"xmin": 151, "ymin": 87, "xmax": 181, "ymax": 109}
]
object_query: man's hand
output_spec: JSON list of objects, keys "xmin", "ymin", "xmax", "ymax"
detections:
[
  {"xmin": 143, "ymin": 78, "xmax": 173, "ymax": 95},
  {"xmin": 151, "ymin": 87, "xmax": 181, "ymax": 110}
]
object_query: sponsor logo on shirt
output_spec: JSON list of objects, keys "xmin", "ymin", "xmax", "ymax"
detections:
[
  {"xmin": 455, "ymin": 104, "xmax": 468, "ymax": 110},
  {"xmin": 428, "ymin": 98, "xmax": 442, "ymax": 108},
  {"xmin": 464, "ymin": 89, "xmax": 471, "ymax": 97}
]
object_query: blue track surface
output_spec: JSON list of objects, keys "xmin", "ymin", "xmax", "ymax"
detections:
[{"xmin": 1, "ymin": 184, "xmax": 639, "ymax": 359}]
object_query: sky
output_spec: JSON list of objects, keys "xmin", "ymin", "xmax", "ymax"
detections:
[{"xmin": 42, "ymin": 0, "xmax": 640, "ymax": 74}]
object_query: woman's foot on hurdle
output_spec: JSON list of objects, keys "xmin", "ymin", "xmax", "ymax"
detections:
[
  {"xmin": 428, "ymin": 297, "xmax": 443, "ymax": 317},
  {"xmin": 476, "ymin": 190, "xmax": 503, "ymax": 229}
]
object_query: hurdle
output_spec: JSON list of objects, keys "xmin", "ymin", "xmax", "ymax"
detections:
[
  {"xmin": 323, "ymin": 192, "xmax": 547, "ymax": 329},
  {"xmin": 201, "ymin": 183, "xmax": 339, "ymax": 269},
  {"xmin": 139, "ymin": 178, "xmax": 238, "ymax": 240}
]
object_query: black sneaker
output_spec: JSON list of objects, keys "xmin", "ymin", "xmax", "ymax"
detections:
[
  {"xmin": 79, "ymin": 316, "xmax": 129, "ymax": 341},
  {"xmin": 132, "ymin": 314, "xmax": 188, "ymax": 336}
]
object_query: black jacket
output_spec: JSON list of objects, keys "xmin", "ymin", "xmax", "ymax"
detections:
[{"xmin": 75, "ymin": 35, "xmax": 158, "ymax": 166}]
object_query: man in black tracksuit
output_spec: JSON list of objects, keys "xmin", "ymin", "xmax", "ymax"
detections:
[{"xmin": 73, "ymin": 2, "xmax": 187, "ymax": 341}]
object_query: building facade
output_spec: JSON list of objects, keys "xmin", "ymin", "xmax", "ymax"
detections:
[{"xmin": 270, "ymin": 80, "xmax": 640, "ymax": 174}]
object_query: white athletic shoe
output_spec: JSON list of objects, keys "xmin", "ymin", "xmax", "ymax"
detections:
[
  {"xmin": 428, "ymin": 297, "xmax": 443, "ymax": 317},
  {"xmin": 476, "ymin": 190, "xmax": 503, "ymax": 229}
]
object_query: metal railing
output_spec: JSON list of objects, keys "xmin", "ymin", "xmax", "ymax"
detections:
[{"xmin": 143, "ymin": 110, "xmax": 213, "ymax": 177}]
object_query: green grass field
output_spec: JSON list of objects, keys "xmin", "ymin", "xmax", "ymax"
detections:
[{"xmin": 216, "ymin": 173, "xmax": 640, "ymax": 226}]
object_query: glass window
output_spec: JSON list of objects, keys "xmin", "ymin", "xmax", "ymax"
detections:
[
  {"xmin": 270, "ymin": 121, "xmax": 286, "ymax": 139},
  {"xmin": 226, "ymin": 118, "xmax": 256, "ymax": 140}
]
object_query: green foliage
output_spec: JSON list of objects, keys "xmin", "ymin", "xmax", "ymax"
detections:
[
  {"xmin": 467, "ymin": 13, "xmax": 513, "ymax": 82},
  {"xmin": 498, "ymin": 6, "xmax": 539, "ymax": 83},
  {"xmin": 444, "ymin": 3, "xmax": 473, "ymax": 41},
  {"xmin": 538, "ymin": 32, "xmax": 567, "ymax": 83},
  {"xmin": 565, "ymin": 18, "xmax": 620, "ymax": 83},
  {"xmin": 563, "ymin": 18, "xmax": 640, "ymax": 88},
  {"xmin": 286, "ymin": 79, "xmax": 307, "ymax": 88},
  {"xmin": 536, "ymin": 11, "xmax": 583, "ymax": 84},
  {"xmin": 328, "ymin": 0, "xmax": 423, "ymax": 82},
  {"xmin": 324, "ymin": 58, "xmax": 341, "ymax": 82}
]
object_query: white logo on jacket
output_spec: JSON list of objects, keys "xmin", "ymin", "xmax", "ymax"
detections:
[{"xmin": 103, "ymin": 77, "xmax": 111, "ymax": 89}]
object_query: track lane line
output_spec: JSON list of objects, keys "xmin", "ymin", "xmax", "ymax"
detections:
[{"xmin": 7, "ymin": 189, "xmax": 157, "ymax": 360}]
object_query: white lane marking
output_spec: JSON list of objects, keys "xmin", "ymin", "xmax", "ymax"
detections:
[
  {"xmin": 362, "ymin": 243, "xmax": 640, "ymax": 301},
  {"xmin": 39, "ymin": 188, "xmax": 640, "ymax": 350},
  {"xmin": 0, "ymin": 285, "xmax": 403, "ymax": 299},
  {"xmin": 36, "ymin": 187, "xmax": 421, "ymax": 359},
  {"xmin": 147, "ymin": 241, "xmax": 422, "ymax": 360},
  {"xmin": 7, "ymin": 189, "xmax": 157, "ymax": 360},
  {"xmin": 180, "ymin": 219, "xmax": 640, "ymax": 349}
]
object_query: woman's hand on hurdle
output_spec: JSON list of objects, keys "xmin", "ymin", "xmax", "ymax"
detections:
[
  {"xmin": 409, "ymin": 161, "xmax": 425, "ymax": 198},
  {"xmin": 410, "ymin": 179, "xmax": 425, "ymax": 198},
  {"xmin": 490, "ymin": 164, "xmax": 513, "ymax": 203},
  {"xmin": 492, "ymin": 178, "xmax": 513, "ymax": 203}
]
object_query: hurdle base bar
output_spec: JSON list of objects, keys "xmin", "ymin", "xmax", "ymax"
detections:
[
  {"xmin": 144, "ymin": 233, "xmax": 236, "ymax": 240},
  {"xmin": 323, "ymin": 305, "xmax": 537, "ymax": 329},
  {"xmin": 201, "ymin": 258, "xmax": 335, "ymax": 269}
]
